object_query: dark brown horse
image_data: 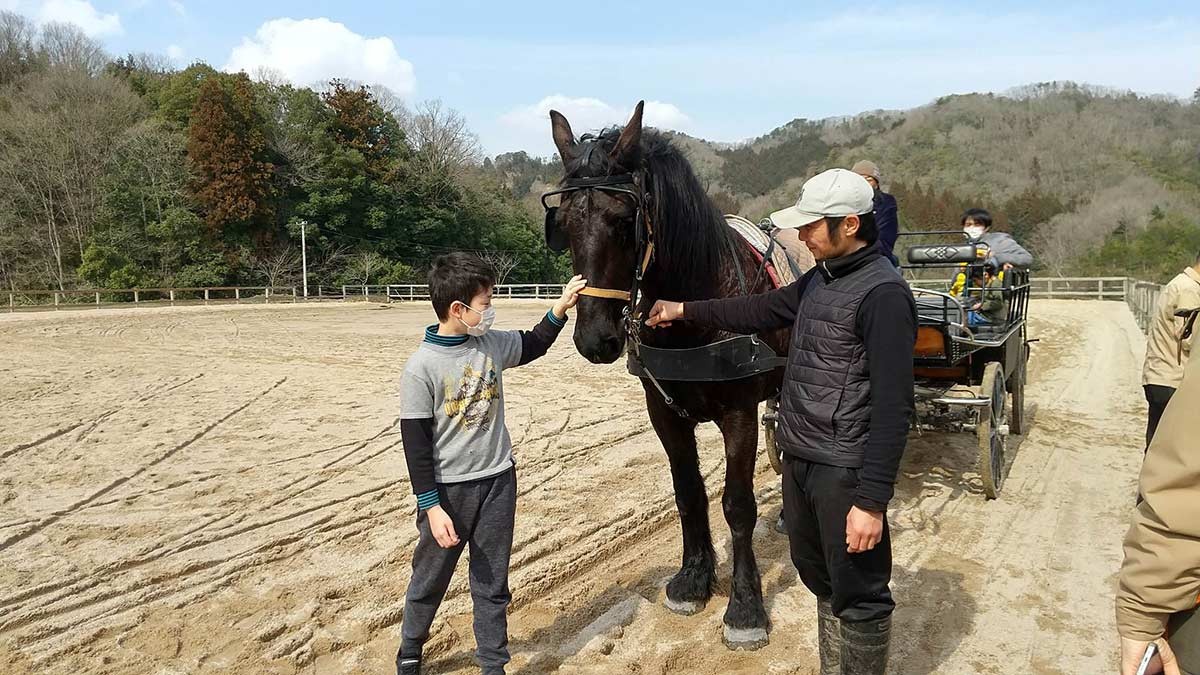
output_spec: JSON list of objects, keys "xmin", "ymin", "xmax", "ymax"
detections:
[{"xmin": 545, "ymin": 101, "xmax": 791, "ymax": 648}]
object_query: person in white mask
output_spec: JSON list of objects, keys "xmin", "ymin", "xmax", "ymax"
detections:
[
  {"xmin": 960, "ymin": 208, "xmax": 1033, "ymax": 269},
  {"xmin": 396, "ymin": 253, "xmax": 586, "ymax": 675}
]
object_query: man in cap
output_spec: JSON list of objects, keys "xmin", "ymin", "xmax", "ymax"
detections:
[
  {"xmin": 647, "ymin": 169, "xmax": 916, "ymax": 674},
  {"xmin": 852, "ymin": 160, "xmax": 901, "ymax": 267}
]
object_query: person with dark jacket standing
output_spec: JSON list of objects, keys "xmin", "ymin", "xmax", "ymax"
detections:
[
  {"xmin": 852, "ymin": 160, "xmax": 900, "ymax": 267},
  {"xmin": 647, "ymin": 168, "xmax": 916, "ymax": 675}
]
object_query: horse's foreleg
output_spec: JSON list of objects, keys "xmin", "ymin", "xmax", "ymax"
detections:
[
  {"xmin": 645, "ymin": 388, "xmax": 714, "ymax": 614},
  {"xmin": 716, "ymin": 407, "xmax": 769, "ymax": 650}
]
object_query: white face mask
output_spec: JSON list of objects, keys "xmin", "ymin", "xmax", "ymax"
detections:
[
  {"xmin": 457, "ymin": 303, "xmax": 495, "ymax": 337},
  {"xmin": 964, "ymin": 225, "xmax": 986, "ymax": 241}
]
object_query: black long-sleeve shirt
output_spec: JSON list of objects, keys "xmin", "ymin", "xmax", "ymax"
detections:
[
  {"xmin": 401, "ymin": 310, "xmax": 566, "ymax": 506},
  {"xmin": 685, "ymin": 251, "xmax": 916, "ymax": 511}
]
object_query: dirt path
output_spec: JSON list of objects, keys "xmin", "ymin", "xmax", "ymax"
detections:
[{"xmin": 0, "ymin": 299, "xmax": 1145, "ymax": 674}]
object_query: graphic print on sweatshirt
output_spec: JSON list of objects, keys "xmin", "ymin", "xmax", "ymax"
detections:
[{"xmin": 442, "ymin": 358, "xmax": 500, "ymax": 430}]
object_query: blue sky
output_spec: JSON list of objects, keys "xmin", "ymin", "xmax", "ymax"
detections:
[{"xmin": 5, "ymin": 0, "xmax": 1200, "ymax": 156}]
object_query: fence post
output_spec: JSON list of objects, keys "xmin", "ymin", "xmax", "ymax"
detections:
[
  {"xmin": 341, "ymin": 285, "xmax": 346, "ymax": 301},
  {"xmin": 204, "ymin": 288, "xmax": 209, "ymax": 304},
  {"xmin": 95, "ymin": 291, "xmax": 100, "ymax": 306},
  {"xmin": 170, "ymin": 289, "xmax": 175, "ymax": 305},
  {"xmin": 8, "ymin": 292, "xmax": 13, "ymax": 312},
  {"xmin": 292, "ymin": 286, "xmax": 297, "ymax": 303},
  {"xmin": 54, "ymin": 292, "xmax": 60, "ymax": 310},
  {"xmin": 133, "ymin": 289, "xmax": 140, "ymax": 303},
  {"xmin": 265, "ymin": 287, "xmax": 271, "ymax": 304},
  {"xmin": 235, "ymin": 288, "xmax": 240, "ymax": 303}
]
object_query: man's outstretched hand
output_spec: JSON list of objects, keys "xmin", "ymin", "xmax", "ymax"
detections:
[{"xmin": 646, "ymin": 300, "xmax": 685, "ymax": 328}]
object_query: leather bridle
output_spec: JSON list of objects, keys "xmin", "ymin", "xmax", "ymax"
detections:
[{"xmin": 540, "ymin": 170, "xmax": 655, "ymax": 314}]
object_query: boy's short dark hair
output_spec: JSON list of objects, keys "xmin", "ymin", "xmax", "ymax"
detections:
[
  {"xmin": 826, "ymin": 210, "xmax": 879, "ymax": 246},
  {"xmin": 961, "ymin": 208, "xmax": 993, "ymax": 229},
  {"xmin": 429, "ymin": 253, "xmax": 496, "ymax": 321}
]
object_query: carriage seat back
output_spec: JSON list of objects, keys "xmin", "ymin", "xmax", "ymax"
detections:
[{"xmin": 906, "ymin": 243, "xmax": 983, "ymax": 265}]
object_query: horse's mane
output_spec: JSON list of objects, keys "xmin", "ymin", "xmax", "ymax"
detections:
[{"xmin": 563, "ymin": 128, "xmax": 731, "ymax": 300}]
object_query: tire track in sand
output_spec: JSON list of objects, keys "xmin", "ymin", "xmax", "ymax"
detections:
[{"xmin": 0, "ymin": 378, "xmax": 288, "ymax": 551}]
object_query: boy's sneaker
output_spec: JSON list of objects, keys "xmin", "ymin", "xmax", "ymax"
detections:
[{"xmin": 396, "ymin": 656, "xmax": 421, "ymax": 675}]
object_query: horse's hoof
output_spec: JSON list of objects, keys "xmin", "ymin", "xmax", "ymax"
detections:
[
  {"xmin": 774, "ymin": 514, "xmax": 787, "ymax": 534},
  {"xmin": 723, "ymin": 624, "xmax": 769, "ymax": 651},
  {"xmin": 663, "ymin": 596, "xmax": 705, "ymax": 616}
]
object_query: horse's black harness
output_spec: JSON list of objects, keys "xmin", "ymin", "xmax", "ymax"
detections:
[{"xmin": 541, "ymin": 151, "xmax": 785, "ymax": 418}]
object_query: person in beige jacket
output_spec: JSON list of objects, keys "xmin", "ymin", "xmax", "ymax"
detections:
[
  {"xmin": 1142, "ymin": 255, "xmax": 1200, "ymax": 447},
  {"xmin": 1117, "ymin": 354, "xmax": 1200, "ymax": 675}
]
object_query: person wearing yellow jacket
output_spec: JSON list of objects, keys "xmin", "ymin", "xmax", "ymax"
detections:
[{"xmin": 1116, "ymin": 354, "xmax": 1200, "ymax": 675}]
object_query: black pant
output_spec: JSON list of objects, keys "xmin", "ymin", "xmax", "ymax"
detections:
[
  {"xmin": 1144, "ymin": 384, "xmax": 1176, "ymax": 450},
  {"xmin": 782, "ymin": 456, "xmax": 894, "ymax": 623},
  {"xmin": 399, "ymin": 467, "xmax": 516, "ymax": 673}
]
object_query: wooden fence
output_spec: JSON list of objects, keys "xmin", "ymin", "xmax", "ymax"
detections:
[
  {"xmin": 4, "ymin": 279, "xmax": 1164, "ymax": 330},
  {"xmin": 4, "ymin": 284, "xmax": 567, "ymax": 312}
]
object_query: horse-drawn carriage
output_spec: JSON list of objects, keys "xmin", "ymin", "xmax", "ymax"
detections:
[{"xmin": 899, "ymin": 234, "xmax": 1032, "ymax": 498}]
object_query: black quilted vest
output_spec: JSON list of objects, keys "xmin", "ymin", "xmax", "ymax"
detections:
[{"xmin": 776, "ymin": 248, "xmax": 908, "ymax": 467}]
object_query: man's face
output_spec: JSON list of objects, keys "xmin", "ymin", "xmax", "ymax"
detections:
[
  {"xmin": 797, "ymin": 215, "xmax": 862, "ymax": 261},
  {"xmin": 963, "ymin": 217, "xmax": 988, "ymax": 238},
  {"xmin": 857, "ymin": 174, "xmax": 879, "ymax": 191}
]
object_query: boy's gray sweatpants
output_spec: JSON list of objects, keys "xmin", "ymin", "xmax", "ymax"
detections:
[{"xmin": 400, "ymin": 466, "xmax": 516, "ymax": 672}]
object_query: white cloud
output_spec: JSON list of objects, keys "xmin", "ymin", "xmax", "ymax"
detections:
[
  {"xmin": 165, "ymin": 43, "xmax": 183, "ymax": 61},
  {"xmin": 498, "ymin": 95, "xmax": 692, "ymax": 157},
  {"xmin": 35, "ymin": 0, "xmax": 122, "ymax": 36},
  {"xmin": 167, "ymin": 0, "xmax": 185, "ymax": 17},
  {"xmin": 224, "ymin": 18, "xmax": 416, "ymax": 96}
]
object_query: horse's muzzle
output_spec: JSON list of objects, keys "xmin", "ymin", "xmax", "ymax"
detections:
[{"xmin": 575, "ymin": 332, "xmax": 626, "ymax": 364}]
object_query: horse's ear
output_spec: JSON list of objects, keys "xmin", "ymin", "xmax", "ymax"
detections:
[
  {"xmin": 609, "ymin": 100, "xmax": 644, "ymax": 167},
  {"xmin": 550, "ymin": 110, "xmax": 576, "ymax": 165}
]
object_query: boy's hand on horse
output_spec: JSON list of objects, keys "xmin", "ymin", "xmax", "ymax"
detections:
[
  {"xmin": 646, "ymin": 300, "xmax": 685, "ymax": 328},
  {"xmin": 845, "ymin": 506, "xmax": 884, "ymax": 554},
  {"xmin": 552, "ymin": 275, "xmax": 588, "ymax": 320},
  {"xmin": 427, "ymin": 505, "xmax": 460, "ymax": 548}
]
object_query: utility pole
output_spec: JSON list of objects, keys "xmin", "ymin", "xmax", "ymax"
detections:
[{"xmin": 300, "ymin": 220, "xmax": 309, "ymax": 298}]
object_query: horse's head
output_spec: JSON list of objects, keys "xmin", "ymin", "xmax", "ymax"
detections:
[{"xmin": 545, "ymin": 101, "xmax": 646, "ymax": 364}]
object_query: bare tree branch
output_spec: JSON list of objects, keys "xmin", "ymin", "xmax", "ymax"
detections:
[{"xmin": 478, "ymin": 250, "xmax": 519, "ymax": 285}]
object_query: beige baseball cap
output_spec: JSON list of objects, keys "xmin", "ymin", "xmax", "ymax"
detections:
[
  {"xmin": 769, "ymin": 168, "xmax": 875, "ymax": 229},
  {"xmin": 851, "ymin": 160, "xmax": 881, "ymax": 181}
]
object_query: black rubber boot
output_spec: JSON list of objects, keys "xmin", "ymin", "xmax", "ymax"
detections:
[
  {"xmin": 816, "ymin": 597, "xmax": 842, "ymax": 675},
  {"xmin": 840, "ymin": 615, "xmax": 891, "ymax": 675},
  {"xmin": 396, "ymin": 650, "xmax": 421, "ymax": 675}
]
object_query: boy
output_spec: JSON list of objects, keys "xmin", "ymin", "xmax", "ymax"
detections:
[
  {"xmin": 396, "ymin": 253, "xmax": 586, "ymax": 675},
  {"xmin": 963, "ymin": 264, "xmax": 1006, "ymax": 326}
]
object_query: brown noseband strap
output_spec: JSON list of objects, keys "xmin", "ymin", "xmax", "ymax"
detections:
[{"xmin": 578, "ymin": 287, "xmax": 633, "ymax": 301}]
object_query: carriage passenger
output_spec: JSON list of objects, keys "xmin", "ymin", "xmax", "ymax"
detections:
[
  {"xmin": 961, "ymin": 207, "xmax": 1032, "ymax": 269},
  {"xmin": 962, "ymin": 264, "xmax": 1006, "ymax": 326}
]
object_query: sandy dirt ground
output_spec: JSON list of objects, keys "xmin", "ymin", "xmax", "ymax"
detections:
[{"xmin": 0, "ymin": 299, "xmax": 1147, "ymax": 674}]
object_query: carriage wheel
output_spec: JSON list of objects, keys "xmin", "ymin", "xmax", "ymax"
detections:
[
  {"xmin": 1009, "ymin": 344, "xmax": 1029, "ymax": 435},
  {"xmin": 763, "ymin": 398, "xmax": 783, "ymax": 475},
  {"xmin": 978, "ymin": 362, "xmax": 1008, "ymax": 499}
]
